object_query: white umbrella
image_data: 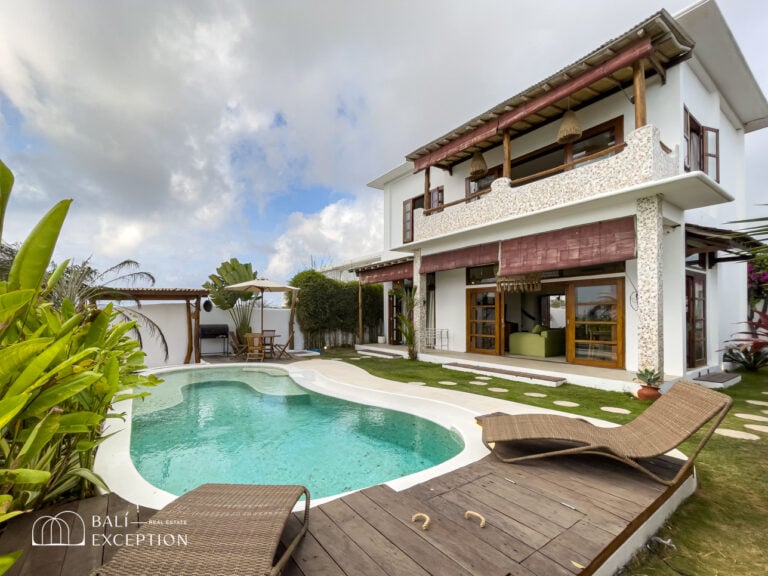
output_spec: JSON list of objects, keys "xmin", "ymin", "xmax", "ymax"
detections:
[{"xmin": 224, "ymin": 278, "xmax": 299, "ymax": 333}]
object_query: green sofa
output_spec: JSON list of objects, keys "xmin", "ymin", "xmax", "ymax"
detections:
[{"xmin": 508, "ymin": 328, "xmax": 565, "ymax": 357}]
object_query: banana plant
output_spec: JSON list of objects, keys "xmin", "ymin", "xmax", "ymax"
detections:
[{"xmin": 0, "ymin": 160, "xmax": 158, "ymax": 570}]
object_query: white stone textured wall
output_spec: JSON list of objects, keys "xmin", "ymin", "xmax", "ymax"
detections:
[{"xmin": 636, "ymin": 195, "xmax": 665, "ymax": 373}]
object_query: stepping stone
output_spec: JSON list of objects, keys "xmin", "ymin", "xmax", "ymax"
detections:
[
  {"xmin": 408, "ymin": 382, "xmax": 426, "ymax": 386},
  {"xmin": 553, "ymin": 400, "xmax": 579, "ymax": 408},
  {"xmin": 734, "ymin": 413, "xmax": 768, "ymax": 422},
  {"xmin": 744, "ymin": 424, "xmax": 768, "ymax": 434},
  {"xmin": 715, "ymin": 428, "xmax": 760, "ymax": 440},
  {"xmin": 762, "ymin": 391, "xmax": 768, "ymax": 395},
  {"xmin": 601, "ymin": 406, "xmax": 631, "ymax": 414},
  {"xmin": 488, "ymin": 387, "xmax": 508, "ymax": 393},
  {"xmin": 746, "ymin": 399, "xmax": 768, "ymax": 407},
  {"xmin": 524, "ymin": 392, "xmax": 547, "ymax": 398},
  {"xmin": 474, "ymin": 376, "xmax": 491, "ymax": 381},
  {"xmin": 469, "ymin": 380, "xmax": 487, "ymax": 386},
  {"xmin": 438, "ymin": 380, "xmax": 457, "ymax": 386}
]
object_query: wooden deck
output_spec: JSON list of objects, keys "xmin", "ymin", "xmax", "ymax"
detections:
[{"xmin": 1, "ymin": 450, "xmax": 685, "ymax": 576}]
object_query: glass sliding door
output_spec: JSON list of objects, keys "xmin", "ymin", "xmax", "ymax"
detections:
[
  {"xmin": 467, "ymin": 288, "xmax": 500, "ymax": 354},
  {"xmin": 567, "ymin": 279, "xmax": 624, "ymax": 368}
]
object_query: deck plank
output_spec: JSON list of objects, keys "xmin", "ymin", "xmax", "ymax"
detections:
[
  {"xmin": 342, "ymin": 491, "xmax": 475, "ymax": 576},
  {"xmin": 320, "ymin": 498, "xmax": 431, "ymax": 576},
  {"xmin": 362, "ymin": 484, "xmax": 534, "ymax": 576}
]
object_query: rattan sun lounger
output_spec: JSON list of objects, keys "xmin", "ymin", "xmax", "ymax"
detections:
[
  {"xmin": 481, "ymin": 380, "xmax": 732, "ymax": 485},
  {"xmin": 94, "ymin": 484, "xmax": 309, "ymax": 576}
]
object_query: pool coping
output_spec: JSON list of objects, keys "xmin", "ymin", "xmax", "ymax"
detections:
[{"xmin": 94, "ymin": 359, "xmax": 679, "ymax": 512}]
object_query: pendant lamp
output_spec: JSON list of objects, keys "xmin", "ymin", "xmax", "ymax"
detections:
[
  {"xmin": 557, "ymin": 98, "xmax": 582, "ymax": 144},
  {"xmin": 469, "ymin": 151, "xmax": 488, "ymax": 178}
]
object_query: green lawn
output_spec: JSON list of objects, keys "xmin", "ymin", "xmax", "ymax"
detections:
[{"xmin": 321, "ymin": 348, "xmax": 768, "ymax": 575}]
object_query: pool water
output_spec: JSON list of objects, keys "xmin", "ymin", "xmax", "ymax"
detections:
[{"xmin": 130, "ymin": 367, "xmax": 464, "ymax": 499}]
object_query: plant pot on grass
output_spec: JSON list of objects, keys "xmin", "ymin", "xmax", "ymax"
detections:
[{"xmin": 634, "ymin": 368, "xmax": 663, "ymax": 401}]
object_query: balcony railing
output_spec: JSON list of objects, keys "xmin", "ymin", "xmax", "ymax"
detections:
[{"xmin": 412, "ymin": 124, "xmax": 677, "ymax": 243}]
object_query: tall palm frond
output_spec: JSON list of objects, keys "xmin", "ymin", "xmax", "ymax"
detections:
[{"xmin": 48, "ymin": 257, "xmax": 169, "ymax": 360}]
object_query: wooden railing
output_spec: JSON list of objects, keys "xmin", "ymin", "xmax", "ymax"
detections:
[{"xmin": 423, "ymin": 142, "xmax": 628, "ymax": 216}]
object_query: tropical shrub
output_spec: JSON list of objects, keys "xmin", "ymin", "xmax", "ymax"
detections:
[
  {"xmin": 722, "ymin": 309, "xmax": 768, "ymax": 371},
  {"xmin": 393, "ymin": 285, "xmax": 417, "ymax": 360},
  {"xmin": 289, "ymin": 269, "xmax": 383, "ymax": 348},
  {"xmin": 0, "ymin": 160, "xmax": 157, "ymax": 531}
]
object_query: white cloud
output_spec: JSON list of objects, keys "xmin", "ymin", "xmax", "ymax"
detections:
[{"xmin": 266, "ymin": 193, "xmax": 383, "ymax": 281}]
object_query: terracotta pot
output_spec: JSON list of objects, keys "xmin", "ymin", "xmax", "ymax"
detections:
[{"xmin": 636, "ymin": 385, "xmax": 661, "ymax": 401}]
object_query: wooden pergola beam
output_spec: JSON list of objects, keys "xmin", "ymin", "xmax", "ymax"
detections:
[{"xmin": 413, "ymin": 37, "xmax": 653, "ymax": 173}]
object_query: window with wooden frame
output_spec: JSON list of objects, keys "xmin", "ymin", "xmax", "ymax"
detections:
[
  {"xmin": 684, "ymin": 107, "xmax": 719, "ymax": 182},
  {"xmin": 510, "ymin": 116, "xmax": 624, "ymax": 185},
  {"xmin": 429, "ymin": 186, "xmax": 444, "ymax": 211},
  {"xmin": 402, "ymin": 194, "xmax": 424, "ymax": 243},
  {"xmin": 465, "ymin": 165, "xmax": 502, "ymax": 199}
]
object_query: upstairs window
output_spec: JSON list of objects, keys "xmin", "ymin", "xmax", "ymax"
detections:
[
  {"xmin": 404, "ymin": 188, "xmax": 442, "ymax": 243},
  {"xmin": 684, "ymin": 107, "xmax": 719, "ymax": 182},
  {"xmin": 466, "ymin": 165, "xmax": 502, "ymax": 199}
]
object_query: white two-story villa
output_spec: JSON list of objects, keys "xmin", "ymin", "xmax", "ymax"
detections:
[{"xmin": 353, "ymin": 0, "xmax": 767, "ymax": 384}]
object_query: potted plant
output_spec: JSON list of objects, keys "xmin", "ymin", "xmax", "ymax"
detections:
[{"xmin": 634, "ymin": 368, "xmax": 663, "ymax": 401}]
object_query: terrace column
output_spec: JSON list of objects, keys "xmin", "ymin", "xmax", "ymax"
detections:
[
  {"xmin": 633, "ymin": 60, "xmax": 647, "ymax": 129},
  {"xmin": 636, "ymin": 195, "xmax": 664, "ymax": 374},
  {"xmin": 412, "ymin": 249, "xmax": 426, "ymax": 357}
]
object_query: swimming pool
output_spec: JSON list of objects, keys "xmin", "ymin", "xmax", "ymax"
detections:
[
  {"xmin": 95, "ymin": 361, "xmax": 489, "ymax": 509},
  {"xmin": 129, "ymin": 367, "xmax": 463, "ymax": 499}
]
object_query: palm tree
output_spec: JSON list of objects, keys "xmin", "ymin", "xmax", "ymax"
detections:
[{"xmin": 48, "ymin": 258, "xmax": 170, "ymax": 360}]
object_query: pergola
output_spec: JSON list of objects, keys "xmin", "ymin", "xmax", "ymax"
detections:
[{"xmin": 95, "ymin": 287, "xmax": 209, "ymax": 364}]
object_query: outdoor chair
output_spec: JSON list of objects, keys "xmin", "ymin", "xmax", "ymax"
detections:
[
  {"xmin": 262, "ymin": 329, "xmax": 276, "ymax": 359},
  {"xmin": 93, "ymin": 483, "xmax": 310, "ymax": 576},
  {"xmin": 245, "ymin": 333, "xmax": 265, "ymax": 362},
  {"xmin": 480, "ymin": 380, "xmax": 732, "ymax": 486},
  {"xmin": 273, "ymin": 333, "xmax": 294, "ymax": 360},
  {"xmin": 229, "ymin": 331, "xmax": 247, "ymax": 357}
]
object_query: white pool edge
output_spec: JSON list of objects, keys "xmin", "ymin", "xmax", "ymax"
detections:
[{"xmin": 95, "ymin": 361, "xmax": 491, "ymax": 510}]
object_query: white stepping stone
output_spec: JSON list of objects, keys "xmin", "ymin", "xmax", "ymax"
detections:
[
  {"xmin": 553, "ymin": 400, "xmax": 579, "ymax": 408},
  {"xmin": 744, "ymin": 424, "xmax": 768, "ymax": 434},
  {"xmin": 601, "ymin": 406, "xmax": 631, "ymax": 414},
  {"xmin": 474, "ymin": 376, "xmax": 491, "ymax": 381},
  {"xmin": 762, "ymin": 391, "xmax": 768, "ymax": 395},
  {"xmin": 408, "ymin": 382, "xmax": 426, "ymax": 386},
  {"xmin": 488, "ymin": 387, "xmax": 508, "ymax": 393},
  {"xmin": 734, "ymin": 413, "xmax": 768, "ymax": 422},
  {"xmin": 524, "ymin": 392, "xmax": 547, "ymax": 398},
  {"xmin": 746, "ymin": 399, "xmax": 768, "ymax": 407},
  {"xmin": 715, "ymin": 428, "xmax": 760, "ymax": 440},
  {"xmin": 438, "ymin": 380, "xmax": 457, "ymax": 386},
  {"xmin": 469, "ymin": 380, "xmax": 487, "ymax": 386}
]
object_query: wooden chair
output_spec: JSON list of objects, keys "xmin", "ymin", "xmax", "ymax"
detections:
[
  {"xmin": 245, "ymin": 333, "xmax": 265, "ymax": 362},
  {"xmin": 481, "ymin": 380, "xmax": 732, "ymax": 486},
  {"xmin": 262, "ymin": 329, "xmax": 276, "ymax": 359}
]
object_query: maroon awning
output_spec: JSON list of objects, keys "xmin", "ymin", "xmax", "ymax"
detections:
[
  {"xmin": 359, "ymin": 261, "xmax": 413, "ymax": 285},
  {"xmin": 499, "ymin": 216, "xmax": 636, "ymax": 276},
  {"xmin": 420, "ymin": 242, "xmax": 499, "ymax": 274}
]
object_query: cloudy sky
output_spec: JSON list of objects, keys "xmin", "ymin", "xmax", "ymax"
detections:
[{"xmin": 1, "ymin": 0, "xmax": 766, "ymax": 289}]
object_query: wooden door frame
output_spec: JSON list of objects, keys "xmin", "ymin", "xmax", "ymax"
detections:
[
  {"xmin": 686, "ymin": 271, "xmax": 707, "ymax": 369},
  {"xmin": 566, "ymin": 278, "xmax": 625, "ymax": 368},
  {"xmin": 466, "ymin": 287, "xmax": 503, "ymax": 355}
]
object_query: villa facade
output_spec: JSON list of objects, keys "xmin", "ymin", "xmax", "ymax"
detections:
[{"xmin": 354, "ymin": 0, "xmax": 768, "ymax": 379}]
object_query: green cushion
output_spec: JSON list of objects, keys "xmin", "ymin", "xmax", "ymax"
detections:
[{"xmin": 531, "ymin": 324, "xmax": 543, "ymax": 334}]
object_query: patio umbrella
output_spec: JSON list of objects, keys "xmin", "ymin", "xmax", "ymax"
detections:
[{"xmin": 224, "ymin": 278, "xmax": 299, "ymax": 333}]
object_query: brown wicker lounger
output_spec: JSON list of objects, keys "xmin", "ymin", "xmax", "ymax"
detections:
[
  {"xmin": 94, "ymin": 484, "xmax": 309, "ymax": 576},
  {"xmin": 481, "ymin": 380, "xmax": 732, "ymax": 485}
]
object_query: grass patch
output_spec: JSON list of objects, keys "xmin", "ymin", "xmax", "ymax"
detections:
[{"xmin": 320, "ymin": 348, "xmax": 768, "ymax": 575}]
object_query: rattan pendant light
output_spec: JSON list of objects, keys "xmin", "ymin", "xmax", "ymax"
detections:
[
  {"xmin": 557, "ymin": 99, "xmax": 582, "ymax": 144},
  {"xmin": 469, "ymin": 151, "xmax": 488, "ymax": 178}
]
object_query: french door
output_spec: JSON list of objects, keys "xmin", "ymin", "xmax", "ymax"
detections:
[
  {"xmin": 567, "ymin": 279, "xmax": 624, "ymax": 368},
  {"xmin": 467, "ymin": 288, "xmax": 501, "ymax": 354},
  {"xmin": 686, "ymin": 273, "xmax": 707, "ymax": 368}
]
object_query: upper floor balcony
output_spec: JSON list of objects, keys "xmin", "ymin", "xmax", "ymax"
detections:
[{"xmin": 410, "ymin": 124, "xmax": 679, "ymax": 244}]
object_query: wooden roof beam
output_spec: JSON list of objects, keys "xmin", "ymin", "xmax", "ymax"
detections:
[{"xmin": 413, "ymin": 37, "xmax": 653, "ymax": 173}]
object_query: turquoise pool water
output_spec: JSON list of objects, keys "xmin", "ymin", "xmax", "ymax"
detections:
[{"xmin": 130, "ymin": 367, "xmax": 464, "ymax": 499}]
